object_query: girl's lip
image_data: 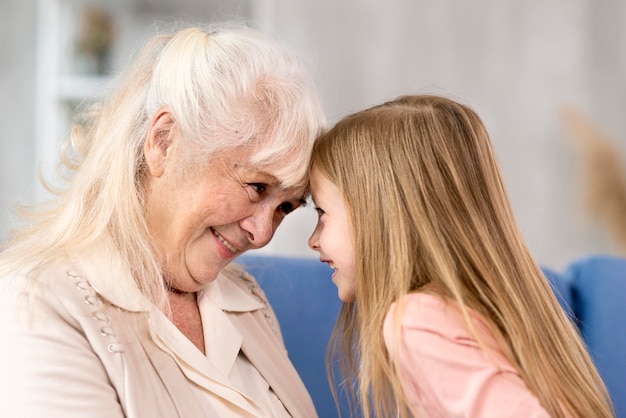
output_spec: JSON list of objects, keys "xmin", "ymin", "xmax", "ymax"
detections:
[{"xmin": 321, "ymin": 259, "xmax": 336, "ymax": 270}]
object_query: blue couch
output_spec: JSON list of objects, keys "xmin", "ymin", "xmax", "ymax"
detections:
[
  {"xmin": 557, "ymin": 255, "xmax": 626, "ymax": 418},
  {"xmin": 239, "ymin": 254, "xmax": 626, "ymax": 418}
]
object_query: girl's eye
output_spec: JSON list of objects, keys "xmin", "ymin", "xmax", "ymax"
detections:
[
  {"xmin": 314, "ymin": 207, "xmax": 325, "ymax": 217},
  {"xmin": 248, "ymin": 183, "xmax": 267, "ymax": 194}
]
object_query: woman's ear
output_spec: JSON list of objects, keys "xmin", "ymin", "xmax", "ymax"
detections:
[{"xmin": 144, "ymin": 107, "xmax": 175, "ymax": 178}]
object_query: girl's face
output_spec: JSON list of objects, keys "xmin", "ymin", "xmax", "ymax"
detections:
[{"xmin": 308, "ymin": 166, "xmax": 357, "ymax": 302}]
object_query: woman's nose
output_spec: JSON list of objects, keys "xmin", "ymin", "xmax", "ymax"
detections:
[{"xmin": 240, "ymin": 205, "xmax": 276, "ymax": 248}]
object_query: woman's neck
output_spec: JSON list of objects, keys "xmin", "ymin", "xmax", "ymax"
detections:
[{"xmin": 167, "ymin": 290, "xmax": 205, "ymax": 354}]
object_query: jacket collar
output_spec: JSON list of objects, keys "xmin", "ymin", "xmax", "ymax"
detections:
[
  {"xmin": 202, "ymin": 271, "xmax": 266, "ymax": 312},
  {"xmin": 72, "ymin": 249, "xmax": 151, "ymax": 312},
  {"xmin": 230, "ymin": 311, "xmax": 318, "ymax": 418},
  {"xmin": 147, "ymin": 271, "xmax": 269, "ymax": 416},
  {"xmin": 195, "ymin": 276, "xmax": 264, "ymax": 377},
  {"xmin": 74, "ymin": 251, "xmax": 266, "ymax": 314}
]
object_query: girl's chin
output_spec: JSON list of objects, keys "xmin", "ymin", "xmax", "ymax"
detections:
[{"xmin": 336, "ymin": 287, "xmax": 356, "ymax": 303}]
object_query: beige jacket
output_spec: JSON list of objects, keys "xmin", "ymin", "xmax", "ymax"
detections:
[{"xmin": 0, "ymin": 253, "xmax": 317, "ymax": 417}]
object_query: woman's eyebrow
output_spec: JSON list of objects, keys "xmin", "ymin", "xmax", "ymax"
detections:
[
  {"xmin": 256, "ymin": 170, "xmax": 281, "ymax": 186},
  {"xmin": 254, "ymin": 170, "xmax": 308, "ymax": 202}
]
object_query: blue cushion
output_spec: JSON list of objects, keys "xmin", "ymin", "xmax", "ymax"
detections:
[
  {"xmin": 562, "ymin": 254, "xmax": 626, "ymax": 418},
  {"xmin": 238, "ymin": 255, "xmax": 349, "ymax": 417}
]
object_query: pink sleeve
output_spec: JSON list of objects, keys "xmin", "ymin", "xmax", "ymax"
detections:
[{"xmin": 383, "ymin": 294, "xmax": 551, "ymax": 418}]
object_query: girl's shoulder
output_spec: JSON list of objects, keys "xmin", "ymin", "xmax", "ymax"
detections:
[
  {"xmin": 386, "ymin": 292, "xmax": 457, "ymax": 326},
  {"xmin": 384, "ymin": 292, "xmax": 495, "ymax": 347}
]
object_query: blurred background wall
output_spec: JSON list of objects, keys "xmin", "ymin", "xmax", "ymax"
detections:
[{"xmin": 2, "ymin": 0, "xmax": 626, "ymax": 269}]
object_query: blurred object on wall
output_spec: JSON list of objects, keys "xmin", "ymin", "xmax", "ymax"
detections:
[
  {"xmin": 75, "ymin": 5, "xmax": 115, "ymax": 75},
  {"xmin": 561, "ymin": 105, "xmax": 626, "ymax": 255}
]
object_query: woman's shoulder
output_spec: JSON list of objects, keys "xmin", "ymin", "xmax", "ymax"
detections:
[
  {"xmin": 0, "ymin": 258, "xmax": 75, "ymax": 297},
  {"xmin": 0, "ymin": 259, "xmax": 97, "ymax": 332},
  {"xmin": 220, "ymin": 262, "xmax": 272, "ymax": 306},
  {"xmin": 0, "ymin": 252, "xmax": 147, "ymax": 315}
]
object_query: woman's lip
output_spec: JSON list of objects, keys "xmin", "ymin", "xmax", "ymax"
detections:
[{"xmin": 210, "ymin": 227, "xmax": 238, "ymax": 253}]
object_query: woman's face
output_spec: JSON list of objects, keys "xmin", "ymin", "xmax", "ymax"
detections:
[
  {"xmin": 144, "ymin": 115, "xmax": 306, "ymax": 292},
  {"xmin": 308, "ymin": 166, "xmax": 357, "ymax": 302}
]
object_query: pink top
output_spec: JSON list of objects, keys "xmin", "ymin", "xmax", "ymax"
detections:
[{"xmin": 383, "ymin": 293, "xmax": 551, "ymax": 417}]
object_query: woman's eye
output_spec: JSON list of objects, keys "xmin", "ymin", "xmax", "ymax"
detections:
[
  {"xmin": 248, "ymin": 183, "xmax": 267, "ymax": 194},
  {"xmin": 314, "ymin": 207, "xmax": 325, "ymax": 217},
  {"xmin": 278, "ymin": 202, "xmax": 295, "ymax": 215}
]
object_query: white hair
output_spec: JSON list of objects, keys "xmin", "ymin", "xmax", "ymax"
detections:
[{"xmin": 0, "ymin": 23, "xmax": 326, "ymax": 308}]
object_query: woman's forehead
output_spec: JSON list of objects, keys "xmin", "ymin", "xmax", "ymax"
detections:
[{"xmin": 209, "ymin": 142, "xmax": 308, "ymax": 189}]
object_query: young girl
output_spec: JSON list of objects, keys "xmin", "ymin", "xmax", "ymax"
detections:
[{"xmin": 308, "ymin": 95, "xmax": 614, "ymax": 418}]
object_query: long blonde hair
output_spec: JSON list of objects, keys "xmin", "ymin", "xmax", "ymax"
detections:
[
  {"xmin": 311, "ymin": 95, "xmax": 613, "ymax": 418},
  {"xmin": 0, "ymin": 23, "xmax": 325, "ymax": 308}
]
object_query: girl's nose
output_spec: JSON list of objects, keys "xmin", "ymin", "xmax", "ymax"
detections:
[{"xmin": 308, "ymin": 226, "xmax": 320, "ymax": 251}]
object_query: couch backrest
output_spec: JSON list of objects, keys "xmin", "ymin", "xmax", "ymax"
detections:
[{"xmin": 560, "ymin": 255, "xmax": 626, "ymax": 418}]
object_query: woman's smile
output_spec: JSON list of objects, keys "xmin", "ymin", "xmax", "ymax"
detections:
[{"xmin": 210, "ymin": 227, "xmax": 238, "ymax": 253}]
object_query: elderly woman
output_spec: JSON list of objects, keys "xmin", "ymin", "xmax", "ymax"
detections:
[{"xmin": 0, "ymin": 24, "xmax": 326, "ymax": 417}]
